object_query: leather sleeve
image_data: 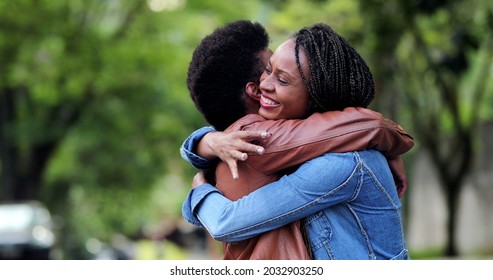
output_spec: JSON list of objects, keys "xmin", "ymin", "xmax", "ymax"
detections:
[{"xmin": 225, "ymin": 107, "xmax": 414, "ymax": 175}]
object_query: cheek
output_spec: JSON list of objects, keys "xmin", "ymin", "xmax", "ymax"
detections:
[
  {"xmin": 286, "ymin": 90, "xmax": 309, "ymax": 118},
  {"xmin": 293, "ymin": 99, "xmax": 309, "ymax": 117}
]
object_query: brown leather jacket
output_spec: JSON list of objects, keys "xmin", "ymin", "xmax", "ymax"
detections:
[{"xmin": 213, "ymin": 107, "xmax": 414, "ymax": 259}]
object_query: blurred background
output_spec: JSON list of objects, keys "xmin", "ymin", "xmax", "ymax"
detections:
[{"xmin": 0, "ymin": 0, "xmax": 492, "ymax": 260}]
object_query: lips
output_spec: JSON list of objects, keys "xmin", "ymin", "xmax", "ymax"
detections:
[{"xmin": 260, "ymin": 94, "xmax": 279, "ymax": 108}]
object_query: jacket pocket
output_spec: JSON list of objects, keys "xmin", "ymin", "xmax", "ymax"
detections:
[{"xmin": 304, "ymin": 211, "xmax": 332, "ymax": 251}]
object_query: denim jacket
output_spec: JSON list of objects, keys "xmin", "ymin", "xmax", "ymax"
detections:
[
  {"xmin": 183, "ymin": 150, "xmax": 410, "ymax": 260},
  {"xmin": 180, "ymin": 126, "xmax": 216, "ymax": 170}
]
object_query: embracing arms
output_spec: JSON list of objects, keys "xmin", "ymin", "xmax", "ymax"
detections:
[{"xmin": 181, "ymin": 107, "xmax": 413, "ymax": 196}]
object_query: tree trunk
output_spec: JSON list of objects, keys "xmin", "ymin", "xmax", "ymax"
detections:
[
  {"xmin": 0, "ymin": 88, "xmax": 17, "ymax": 201},
  {"xmin": 1, "ymin": 88, "xmax": 57, "ymax": 202},
  {"xmin": 444, "ymin": 180, "xmax": 460, "ymax": 256}
]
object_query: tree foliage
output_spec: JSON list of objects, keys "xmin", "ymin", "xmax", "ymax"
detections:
[
  {"xmin": 0, "ymin": 0, "xmax": 273, "ymax": 258},
  {"xmin": 1, "ymin": 0, "xmax": 192, "ymax": 256}
]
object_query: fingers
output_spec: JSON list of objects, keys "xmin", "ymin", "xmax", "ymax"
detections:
[
  {"xmin": 220, "ymin": 131, "xmax": 270, "ymax": 154},
  {"xmin": 232, "ymin": 131, "xmax": 270, "ymax": 155},
  {"xmin": 235, "ymin": 143, "xmax": 265, "ymax": 155},
  {"xmin": 234, "ymin": 130, "xmax": 272, "ymax": 141},
  {"xmin": 192, "ymin": 172, "xmax": 207, "ymax": 188},
  {"xmin": 207, "ymin": 130, "xmax": 271, "ymax": 180},
  {"xmin": 208, "ymin": 131, "xmax": 270, "ymax": 155},
  {"xmin": 226, "ymin": 159, "xmax": 239, "ymax": 180},
  {"xmin": 397, "ymin": 180, "xmax": 408, "ymax": 198},
  {"xmin": 226, "ymin": 150, "xmax": 248, "ymax": 161}
]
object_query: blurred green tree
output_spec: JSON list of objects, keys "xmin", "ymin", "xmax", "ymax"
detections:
[{"xmin": 0, "ymin": 0, "xmax": 269, "ymax": 258}]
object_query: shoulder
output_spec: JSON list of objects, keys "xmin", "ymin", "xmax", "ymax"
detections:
[
  {"xmin": 224, "ymin": 114, "xmax": 266, "ymax": 132},
  {"xmin": 314, "ymin": 152, "xmax": 359, "ymax": 168},
  {"xmin": 355, "ymin": 150, "xmax": 392, "ymax": 176},
  {"xmin": 298, "ymin": 152, "xmax": 360, "ymax": 182},
  {"xmin": 354, "ymin": 150, "xmax": 387, "ymax": 164},
  {"xmin": 277, "ymin": 152, "xmax": 363, "ymax": 197}
]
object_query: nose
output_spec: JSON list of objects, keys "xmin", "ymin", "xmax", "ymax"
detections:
[{"xmin": 260, "ymin": 74, "xmax": 274, "ymax": 92}]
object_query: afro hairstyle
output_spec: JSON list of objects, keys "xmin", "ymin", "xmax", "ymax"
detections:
[{"xmin": 187, "ymin": 20, "xmax": 269, "ymax": 130}]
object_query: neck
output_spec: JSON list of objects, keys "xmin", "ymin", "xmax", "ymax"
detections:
[{"xmin": 244, "ymin": 98, "xmax": 261, "ymax": 115}]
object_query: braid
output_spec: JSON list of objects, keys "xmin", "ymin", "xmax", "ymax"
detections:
[
  {"xmin": 294, "ymin": 37, "xmax": 319, "ymax": 111},
  {"xmin": 293, "ymin": 23, "xmax": 375, "ymax": 114},
  {"xmin": 295, "ymin": 29, "xmax": 325, "ymax": 113}
]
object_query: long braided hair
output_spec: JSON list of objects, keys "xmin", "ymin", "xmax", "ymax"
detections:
[{"xmin": 294, "ymin": 23, "xmax": 375, "ymax": 116}]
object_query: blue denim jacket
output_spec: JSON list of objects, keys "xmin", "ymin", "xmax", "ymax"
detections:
[
  {"xmin": 180, "ymin": 126, "xmax": 216, "ymax": 170},
  {"xmin": 182, "ymin": 150, "xmax": 409, "ymax": 260}
]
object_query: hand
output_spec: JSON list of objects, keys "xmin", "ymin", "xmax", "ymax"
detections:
[
  {"xmin": 387, "ymin": 157, "xmax": 408, "ymax": 198},
  {"xmin": 200, "ymin": 130, "xmax": 271, "ymax": 179},
  {"xmin": 192, "ymin": 172, "xmax": 208, "ymax": 188}
]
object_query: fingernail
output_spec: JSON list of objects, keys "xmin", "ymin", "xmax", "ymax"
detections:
[
  {"xmin": 257, "ymin": 148, "xmax": 264, "ymax": 155},
  {"xmin": 241, "ymin": 153, "xmax": 247, "ymax": 160},
  {"xmin": 261, "ymin": 132, "xmax": 270, "ymax": 138}
]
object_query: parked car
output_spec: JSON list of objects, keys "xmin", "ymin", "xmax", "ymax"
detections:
[{"xmin": 0, "ymin": 201, "xmax": 56, "ymax": 259}]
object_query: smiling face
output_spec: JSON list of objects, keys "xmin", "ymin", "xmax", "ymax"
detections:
[{"xmin": 258, "ymin": 39, "xmax": 310, "ymax": 120}]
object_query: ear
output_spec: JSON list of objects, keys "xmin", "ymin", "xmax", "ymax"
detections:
[{"xmin": 245, "ymin": 82, "xmax": 261, "ymax": 101}]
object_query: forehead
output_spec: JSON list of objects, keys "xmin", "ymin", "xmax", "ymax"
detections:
[
  {"xmin": 271, "ymin": 39, "xmax": 309, "ymax": 77},
  {"xmin": 272, "ymin": 39, "xmax": 296, "ymax": 60}
]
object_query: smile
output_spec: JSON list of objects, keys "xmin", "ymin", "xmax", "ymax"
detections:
[{"xmin": 260, "ymin": 95, "xmax": 279, "ymax": 107}]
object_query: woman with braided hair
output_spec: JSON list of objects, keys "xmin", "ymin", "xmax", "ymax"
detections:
[
  {"xmin": 259, "ymin": 23, "xmax": 375, "ymax": 120},
  {"xmin": 183, "ymin": 23, "xmax": 411, "ymax": 260}
]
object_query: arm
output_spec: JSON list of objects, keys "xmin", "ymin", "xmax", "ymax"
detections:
[
  {"xmin": 232, "ymin": 107, "xmax": 413, "ymax": 196},
  {"xmin": 182, "ymin": 153, "xmax": 359, "ymax": 242},
  {"xmin": 235, "ymin": 107, "xmax": 413, "ymax": 175},
  {"xmin": 180, "ymin": 126, "xmax": 217, "ymax": 170},
  {"xmin": 182, "ymin": 108, "xmax": 413, "ymax": 194},
  {"xmin": 182, "ymin": 108, "xmax": 412, "ymax": 174},
  {"xmin": 180, "ymin": 126, "xmax": 269, "ymax": 175}
]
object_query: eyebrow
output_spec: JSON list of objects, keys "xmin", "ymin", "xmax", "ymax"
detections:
[
  {"xmin": 275, "ymin": 67, "xmax": 296, "ymax": 81},
  {"xmin": 266, "ymin": 58, "xmax": 297, "ymax": 81}
]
